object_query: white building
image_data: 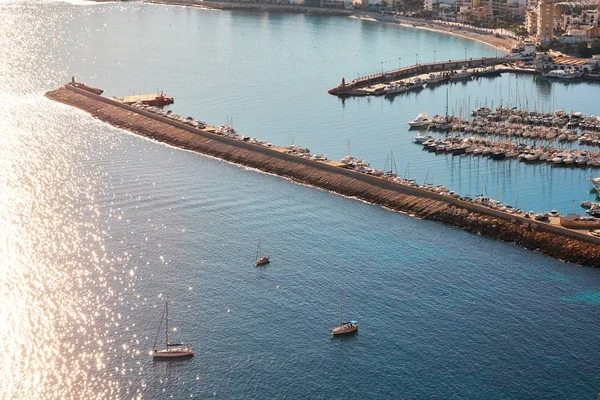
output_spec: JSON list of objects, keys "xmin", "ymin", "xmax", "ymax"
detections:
[{"xmin": 424, "ymin": 0, "xmax": 458, "ymax": 10}]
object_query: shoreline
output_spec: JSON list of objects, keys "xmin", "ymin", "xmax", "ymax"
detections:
[
  {"xmin": 130, "ymin": 0, "xmax": 517, "ymax": 53},
  {"xmin": 45, "ymin": 83, "xmax": 600, "ymax": 266}
]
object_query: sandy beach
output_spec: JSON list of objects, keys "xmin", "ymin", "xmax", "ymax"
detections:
[{"xmin": 137, "ymin": 0, "xmax": 518, "ymax": 52}]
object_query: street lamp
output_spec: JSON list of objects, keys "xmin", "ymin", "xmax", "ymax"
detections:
[
  {"xmin": 381, "ymin": 61, "xmax": 384, "ymax": 75},
  {"xmin": 399, "ymin": 57, "xmax": 401, "ymax": 69},
  {"xmin": 416, "ymin": 53, "xmax": 419, "ymax": 65},
  {"xmin": 464, "ymin": 46, "xmax": 467, "ymax": 60},
  {"xmin": 434, "ymin": 50, "xmax": 436, "ymax": 64}
]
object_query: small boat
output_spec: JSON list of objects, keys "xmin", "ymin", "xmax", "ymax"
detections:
[
  {"xmin": 560, "ymin": 213, "xmax": 600, "ymax": 229},
  {"xmin": 384, "ymin": 84, "xmax": 408, "ymax": 95},
  {"xmin": 152, "ymin": 302, "xmax": 194, "ymax": 359},
  {"xmin": 413, "ymin": 133, "xmax": 431, "ymax": 144},
  {"xmin": 476, "ymin": 66, "xmax": 501, "ymax": 77},
  {"xmin": 255, "ymin": 239, "xmax": 270, "ymax": 266},
  {"xmin": 408, "ymin": 113, "xmax": 432, "ymax": 128},
  {"xmin": 331, "ymin": 289, "xmax": 358, "ymax": 336},
  {"xmin": 425, "ymin": 73, "xmax": 446, "ymax": 85},
  {"xmin": 449, "ymin": 66, "xmax": 473, "ymax": 80},
  {"xmin": 590, "ymin": 177, "xmax": 600, "ymax": 193},
  {"xmin": 542, "ymin": 68, "xmax": 582, "ymax": 79}
]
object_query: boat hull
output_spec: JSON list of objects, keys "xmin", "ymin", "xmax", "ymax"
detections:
[
  {"xmin": 332, "ymin": 324, "xmax": 358, "ymax": 336},
  {"xmin": 152, "ymin": 349, "xmax": 194, "ymax": 359}
]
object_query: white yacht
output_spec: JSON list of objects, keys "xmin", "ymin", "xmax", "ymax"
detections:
[
  {"xmin": 413, "ymin": 133, "xmax": 431, "ymax": 144},
  {"xmin": 449, "ymin": 66, "xmax": 473, "ymax": 80},
  {"xmin": 426, "ymin": 73, "xmax": 445, "ymax": 84},
  {"xmin": 563, "ymin": 154, "xmax": 576, "ymax": 165},
  {"xmin": 590, "ymin": 177, "xmax": 600, "ymax": 193},
  {"xmin": 408, "ymin": 113, "xmax": 432, "ymax": 128},
  {"xmin": 384, "ymin": 84, "xmax": 408, "ymax": 94},
  {"xmin": 542, "ymin": 68, "xmax": 582, "ymax": 79},
  {"xmin": 524, "ymin": 151, "xmax": 542, "ymax": 162}
]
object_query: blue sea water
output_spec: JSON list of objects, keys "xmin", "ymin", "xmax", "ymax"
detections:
[{"xmin": 1, "ymin": 1, "xmax": 600, "ymax": 399}]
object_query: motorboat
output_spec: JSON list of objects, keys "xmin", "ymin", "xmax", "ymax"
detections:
[
  {"xmin": 408, "ymin": 113, "xmax": 432, "ymax": 128},
  {"xmin": 413, "ymin": 133, "xmax": 432, "ymax": 144},
  {"xmin": 152, "ymin": 302, "xmax": 194, "ymax": 359},
  {"xmin": 476, "ymin": 66, "xmax": 501, "ymax": 77},
  {"xmin": 542, "ymin": 68, "xmax": 583, "ymax": 79},
  {"xmin": 560, "ymin": 213, "xmax": 600, "ymax": 229},
  {"xmin": 384, "ymin": 84, "xmax": 408, "ymax": 94},
  {"xmin": 449, "ymin": 66, "xmax": 473, "ymax": 80},
  {"xmin": 563, "ymin": 154, "xmax": 576, "ymax": 165},
  {"xmin": 331, "ymin": 289, "xmax": 358, "ymax": 336},
  {"xmin": 524, "ymin": 151, "xmax": 542, "ymax": 162},
  {"xmin": 590, "ymin": 177, "xmax": 600, "ymax": 193},
  {"xmin": 425, "ymin": 73, "xmax": 446, "ymax": 85}
]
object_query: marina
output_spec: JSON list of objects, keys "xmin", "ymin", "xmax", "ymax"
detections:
[
  {"xmin": 45, "ymin": 81, "xmax": 600, "ymax": 266},
  {"xmin": 7, "ymin": 2, "xmax": 600, "ymax": 398}
]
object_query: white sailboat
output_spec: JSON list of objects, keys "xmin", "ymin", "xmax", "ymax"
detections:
[
  {"xmin": 331, "ymin": 289, "xmax": 358, "ymax": 336},
  {"xmin": 255, "ymin": 239, "xmax": 270, "ymax": 266},
  {"xmin": 152, "ymin": 302, "xmax": 194, "ymax": 359}
]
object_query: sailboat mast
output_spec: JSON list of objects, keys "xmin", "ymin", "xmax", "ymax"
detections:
[
  {"xmin": 257, "ymin": 239, "xmax": 261, "ymax": 260},
  {"xmin": 445, "ymin": 87, "xmax": 449, "ymax": 117},
  {"xmin": 339, "ymin": 289, "xmax": 343, "ymax": 326},
  {"xmin": 165, "ymin": 302, "xmax": 169, "ymax": 346},
  {"xmin": 153, "ymin": 303, "xmax": 166, "ymax": 350}
]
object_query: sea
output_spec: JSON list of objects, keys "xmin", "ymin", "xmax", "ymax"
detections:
[{"xmin": 1, "ymin": 1, "xmax": 600, "ymax": 398}]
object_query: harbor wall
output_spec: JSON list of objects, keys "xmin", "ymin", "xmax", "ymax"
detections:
[
  {"xmin": 46, "ymin": 84, "xmax": 600, "ymax": 266},
  {"xmin": 329, "ymin": 57, "xmax": 507, "ymax": 94}
]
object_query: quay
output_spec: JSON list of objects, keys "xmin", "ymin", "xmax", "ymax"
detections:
[
  {"xmin": 46, "ymin": 82, "xmax": 600, "ymax": 266},
  {"xmin": 328, "ymin": 57, "xmax": 509, "ymax": 97}
]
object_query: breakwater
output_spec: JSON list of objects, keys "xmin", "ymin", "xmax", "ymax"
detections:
[
  {"xmin": 45, "ymin": 83, "xmax": 600, "ymax": 266},
  {"xmin": 328, "ymin": 57, "xmax": 507, "ymax": 96}
]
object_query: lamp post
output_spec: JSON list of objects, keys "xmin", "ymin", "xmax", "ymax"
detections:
[
  {"xmin": 416, "ymin": 53, "xmax": 419, "ymax": 65},
  {"xmin": 434, "ymin": 50, "xmax": 436, "ymax": 64},
  {"xmin": 399, "ymin": 57, "xmax": 401, "ymax": 69},
  {"xmin": 464, "ymin": 46, "xmax": 467, "ymax": 60}
]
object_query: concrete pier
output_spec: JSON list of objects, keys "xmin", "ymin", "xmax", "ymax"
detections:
[
  {"xmin": 329, "ymin": 57, "xmax": 508, "ymax": 96},
  {"xmin": 45, "ymin": 83, "xmax": 600, "ymax": 266}
]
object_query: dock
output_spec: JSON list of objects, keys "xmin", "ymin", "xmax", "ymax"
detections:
[
  {"xmin": 328, "ymin": 57, "xmax": 508, "ymax": 97},
  {"xmin": 45, "ymin": 82, "xmax": 600, "ymax": 266}
]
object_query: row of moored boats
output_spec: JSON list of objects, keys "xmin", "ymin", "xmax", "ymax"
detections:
[{"xmin": 414, "ymin": 135, "xmax": 600, "ymax": 167}]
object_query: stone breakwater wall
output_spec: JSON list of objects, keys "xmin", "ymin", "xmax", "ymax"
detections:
[{"xmin": 45, "ymin": 84, "xmax": 600, "ymax": 266}]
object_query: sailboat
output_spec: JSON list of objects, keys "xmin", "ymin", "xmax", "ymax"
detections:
[
  {"xmin": 331, "ymin": 289, "xmax": 358, "ymax": 336},
  {"xmin": 152, "ymin": 302, "xmax": 194, "ymax": 359},
  {"xmin": 255, "ymin": 239, "xmax": 270, "ymax": 266}
]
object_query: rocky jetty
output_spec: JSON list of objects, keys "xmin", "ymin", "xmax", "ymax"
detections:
[{"xmin": 45, "ymin": 84, "xmax": 600, "ymax": 267}]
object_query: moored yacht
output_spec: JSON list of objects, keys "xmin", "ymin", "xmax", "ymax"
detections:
[
  {"xmin": 413, "ymin": 133, "xmax": 432, "ymax": 144},
  {"xmin": 590, "ymin": 177, "xmax": 600, "ymax": 193},
  {"xmin": 542, "ymin": 68, "xmax": 582, "ymax": 79},
  {"xmin": 449, "ymin": 66, "xmax": 473, "ymax": 80},
  {"xmin": 425, "ymin": 73, "xmax": 446, "ymax": 85},
  {"xmin": 408, "ymin": 113, "xmax": 432, "ymax": 128},
  {"xmin": 384, "ymin": 83, "xmax": 408, "ymax": 94}
]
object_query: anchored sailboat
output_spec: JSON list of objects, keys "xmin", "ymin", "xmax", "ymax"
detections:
[
  {"xmin": 331, "ymin": 289, "xmax": 358, "ymax": 336},
  {"xmin": 255, "ymin": 239, "xmax": 270, "ymax": 266},
  {"xmin": 152, "ymin": 302, "xmax": 194, "ymax": 359}
]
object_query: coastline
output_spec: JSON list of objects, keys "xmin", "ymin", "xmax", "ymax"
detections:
[
  {"xmin": 45, "ymin": 84, "xmax": 600, "ymax": 266},
  {"xmin": 133, "ymin": 0, "xmax": 518, "ymax": 53}
]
